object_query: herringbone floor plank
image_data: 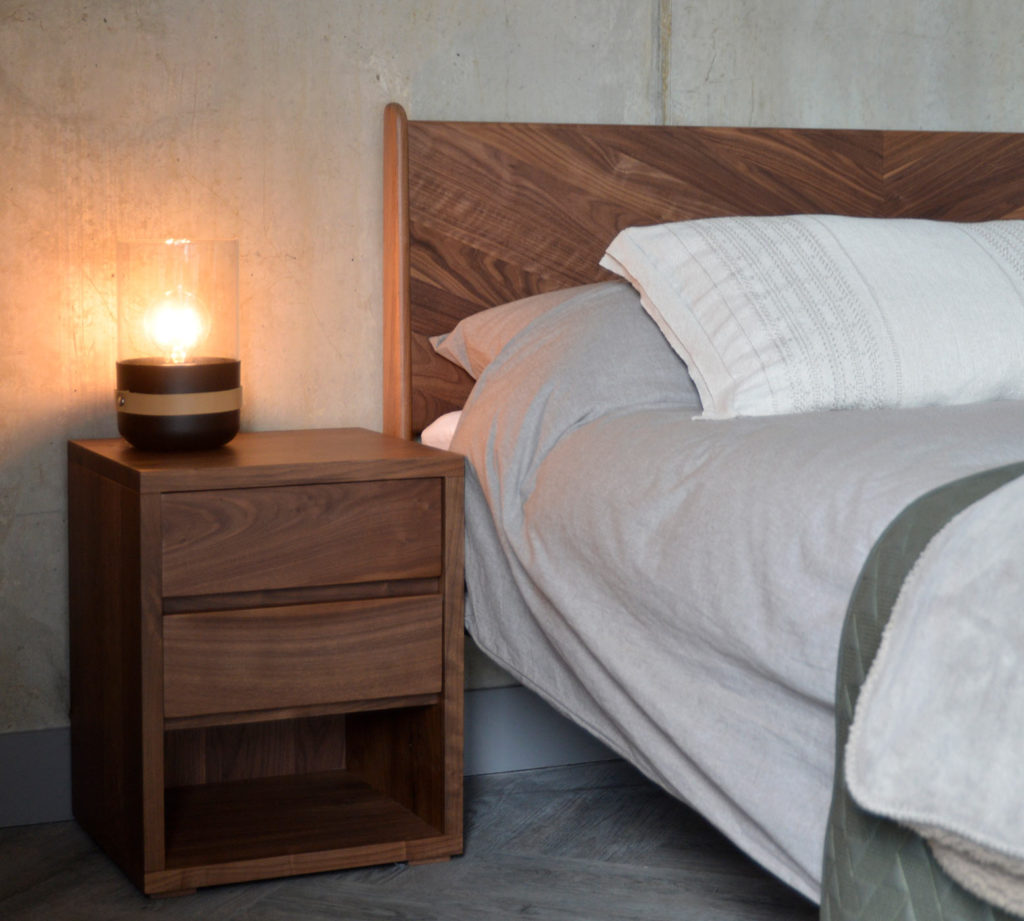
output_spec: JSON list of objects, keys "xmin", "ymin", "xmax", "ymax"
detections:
[{"xmin": 0, "ymin": 761, "xmax": 817, "ymax": 920}]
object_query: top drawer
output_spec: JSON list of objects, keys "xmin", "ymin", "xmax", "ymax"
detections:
[{"xmin": 162, "ymin": 478, "xmax": 442, "ymax": 597}]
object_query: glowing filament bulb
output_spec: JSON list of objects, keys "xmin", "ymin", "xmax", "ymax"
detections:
[{"xmin": 144, "ymin": 289, "xmax": 207, "ymax": 363}]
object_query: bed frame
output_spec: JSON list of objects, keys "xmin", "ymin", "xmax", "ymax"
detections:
[{"xmin": 382, "ymin": 102, "xmax": 1024, "ymax": 438}]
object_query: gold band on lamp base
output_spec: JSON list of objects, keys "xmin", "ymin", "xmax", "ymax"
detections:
[{"xmin": 115, "ymin": 387, "xmax": 243, "ymax": 416}]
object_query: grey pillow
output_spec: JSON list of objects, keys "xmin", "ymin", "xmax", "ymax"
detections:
[{"xmin": 431, "ymin": 283, "xmax": 614, "ymax": 378}]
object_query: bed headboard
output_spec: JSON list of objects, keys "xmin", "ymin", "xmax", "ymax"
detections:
[{"xmin": 382, "ymin": 102, "xmax": 1024, "ymax": 438}]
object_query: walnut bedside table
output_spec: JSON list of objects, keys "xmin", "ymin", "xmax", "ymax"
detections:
[{"xmin": 67, "ymin": 427, "xmax": 464, "ymax": 896}]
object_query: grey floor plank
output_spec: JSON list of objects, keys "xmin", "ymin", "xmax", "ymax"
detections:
[
  {"xmin": 245, "ymin": 854, "xmax": 806, "ymax": 921},
  {"xmin": 0, "ymin": 761, "xmax": 817, "ymax": 920}
]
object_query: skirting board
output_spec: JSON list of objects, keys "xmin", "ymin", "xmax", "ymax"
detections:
[
  {"xmin": 0, "ymin": 726, "xmax": 72, "ymax": 828},
  {"xmin": 0, "ymin": 685, "xmax": 616, "ymax": 829},
  {"xmin": 464, "ymin": 684, "xmax": 615, "ymax": 775}
]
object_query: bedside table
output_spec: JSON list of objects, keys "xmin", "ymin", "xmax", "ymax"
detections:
[{"xmin": 67, "ymin": 428, "xmax": 465, "ymax": 896}]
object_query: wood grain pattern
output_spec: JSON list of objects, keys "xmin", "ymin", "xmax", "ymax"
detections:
[
  {"xmin": 2, "ymin": 761, "xmax": 815, "ymax": 917},
  {"xmin": 380, "ymin": 105, "xmax": 1024, "ymax": 434},
  {"xmin": 162, "ymin": 769, "xmax": 442, "ymax": 868},
  {"xmin": 139, "ymin": 490, "xmax": 167, "ymax": 872},
  {"xmin": 67, "ymin": 460, "xmax": 148, "ymax": 888},
  {"xmin": 163, "ymin": 596, "xmax": 443, "ymax": 719},
  {"xmin": 883, "ymin": 131, "xmax": 1024, "ymax": 220},
  {"xmin": 67, "ymin": 428, "xmax": 464, "ymax": 494},
  {"xmin": 441, "ymin": 470, "xmax": 465, "ymax": 841},
  {"xmin": 164, "ymin": 714, "xmax": 348, "ymax": 787},
  {"xmin": 164, "ymin": 694, "xmax": 440, "ymax": 732},
  {"xmin": 346, "ymin": 706, "xmax": 445, "ymax": 828},
  {"xmin": 343, "ymin": 473, "xmax": 466, "ymax": 848},
  {"xmin": 68, "ymin": 428, "xmax": 465, "ymax": 895},
  {"xmin": 146, "ymin": 831, "xmax": 462, "ymax": 895},
  {"xmin": 161, "ymin": 577, "xmax": 441, "ymax": 615},
  {"xmin": 161, "ymin": 479, "xmax": 442, "ymax": 597},
  {"xmin": 383, "ymin": 102, "xmax": 412, "ymax": 439}
]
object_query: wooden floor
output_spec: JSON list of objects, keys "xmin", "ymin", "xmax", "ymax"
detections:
[{"xmin": 0, "ymin": 760, "xmax": 817, "ymax": 920}]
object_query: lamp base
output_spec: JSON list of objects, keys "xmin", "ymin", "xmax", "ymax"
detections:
[
  {"xmin": 116, "ymin": 358, "xmax": 241, "ymax": 451},
  {"xmin": 117, "ymin": 409, "xmax": 241, "ymax": 452}
]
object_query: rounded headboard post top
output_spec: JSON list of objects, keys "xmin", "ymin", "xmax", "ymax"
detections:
[{"xmin": 382, "ymin": 103, "xmax": 411, "ymax": 439}]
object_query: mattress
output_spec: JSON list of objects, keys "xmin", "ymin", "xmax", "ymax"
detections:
[{"xmin": 448, "ymin": 283, "xmax": 1024, "ymax": 901}]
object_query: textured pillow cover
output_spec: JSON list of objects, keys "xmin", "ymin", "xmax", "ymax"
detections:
[
  {"xmin": 431, "ymin": 282, "xmax": 615, "ymax": 378},
  {"xmin": 601, "ymin": 215, "xmax": 1024, "ymax": 419}
]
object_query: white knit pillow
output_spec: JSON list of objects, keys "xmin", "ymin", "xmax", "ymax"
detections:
[{"xmin": 601, "ymin": 215, "xmax": 1024, "ymax": 419}]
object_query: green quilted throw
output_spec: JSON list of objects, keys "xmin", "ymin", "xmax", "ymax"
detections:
[{"xmin": 821, "ymin": 461, "xmax": 1024, "ymax": 921}]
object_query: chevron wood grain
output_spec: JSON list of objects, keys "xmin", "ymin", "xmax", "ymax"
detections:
[{"xmin": 381, "ymin": 104, "xmax": 1024, "ymax": 434}]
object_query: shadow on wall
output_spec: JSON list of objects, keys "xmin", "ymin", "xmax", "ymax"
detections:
[{"xmin": 0, "ymin": 394, "xmax": 115, "ymax": 736}]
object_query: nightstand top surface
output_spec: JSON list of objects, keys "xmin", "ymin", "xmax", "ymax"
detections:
[{"xmin": 68, "ymin": 427, "xmax": 463, "ymax": 492}]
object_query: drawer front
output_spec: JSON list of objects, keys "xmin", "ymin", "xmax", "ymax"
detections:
[
  {"xmin": 161, "ymin": 479, "xmax": 441, "ymax": 597},
  {"xmin": 163, "ymin": 595, "xmax": 442, "ymax": 719}
]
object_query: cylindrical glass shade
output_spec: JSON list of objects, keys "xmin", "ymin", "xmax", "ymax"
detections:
[{"xmin": 116, "ymin": 239, "xmax": 241, "ymax": 451}]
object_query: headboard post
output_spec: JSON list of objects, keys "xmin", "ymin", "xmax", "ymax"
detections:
[{"xmin": 382, "ymin": 103, "xmax": 411, "ymax": 439}]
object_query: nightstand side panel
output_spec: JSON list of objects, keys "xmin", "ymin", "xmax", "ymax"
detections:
[
  {"xmin": 139, "ymin": 490, "xmax": 167, "ymax": 872},
  {"xmin": 68, "ymin": 458, "xmax": 149, "ymax": 886},
  {"xmin": 441, "ymin": 470, "xmax": 466, "ymax": 844}
]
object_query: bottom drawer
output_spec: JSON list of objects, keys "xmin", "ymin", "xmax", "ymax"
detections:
[{"xmin": 163, "ymin": 595, "xmax": 442, "ymax": 719}]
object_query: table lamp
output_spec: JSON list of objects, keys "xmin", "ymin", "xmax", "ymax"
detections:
[{"xmin": 116, "ymin": 239, "xmax": 241, "ymax": 450}]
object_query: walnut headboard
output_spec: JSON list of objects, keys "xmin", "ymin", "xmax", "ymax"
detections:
[{"xmin": 382, "ymin": 102, "xmax": 1024, "ymax": 438}]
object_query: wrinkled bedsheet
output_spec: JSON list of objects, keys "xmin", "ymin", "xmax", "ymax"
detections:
[{"xmin": 449, "ymin": 283, "xmax": 1024, "ymax": 901}]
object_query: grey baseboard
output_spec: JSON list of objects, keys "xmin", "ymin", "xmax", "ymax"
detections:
[
  {"xmin": 464, "ymin": 684, "xmax": 616, "ymax": 775},
  {"xmin": 0, "ymin": 726, "xmax": 72, "ymax": 828},
  {"xmin": 0, "ymin": 686, "xmax": 615, "ymax": 829}
]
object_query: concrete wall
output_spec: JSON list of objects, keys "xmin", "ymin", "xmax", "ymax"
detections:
[{"xmin": 2, "ymin": 0, "xmax": 1023, "ymax": 737}]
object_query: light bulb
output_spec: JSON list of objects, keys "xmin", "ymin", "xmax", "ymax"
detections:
[{"xmin": 143, "ymin": 288, "xmax": 209, "ymax": 363}]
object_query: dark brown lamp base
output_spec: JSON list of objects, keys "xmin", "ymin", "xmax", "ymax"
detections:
[
  {"xmin": 116, "ymin": 358, "xmax": 241, "ymax": 451},
  {"xmin": 117, "ymin": 410, "xmax": 240, "ymax": 452}
]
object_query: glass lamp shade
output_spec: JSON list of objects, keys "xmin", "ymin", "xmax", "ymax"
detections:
[{"xmin": 116, "ymin": 239, "xmax": 241, "ymax": 451}]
